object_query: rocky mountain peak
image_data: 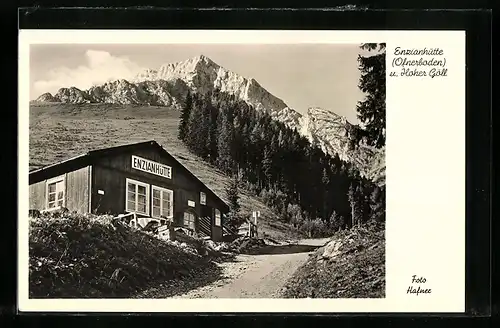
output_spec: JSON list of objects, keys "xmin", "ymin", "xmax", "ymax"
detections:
[
  {"xmin": 307, "ymin": 107, "xmax": 348, "ymax": 124},
  {"xmin": 192, "ymin": 54, "xmax": 216, "ymax": 66},
  {"xmin": 131, "ymin": 55, "xmax": 291, "ymax": 116},
  {"xmin": 32, "ymin": 55, "xmax": 384, "ymax": 184},
  {"xmin": 55, "ymin": 87, "xmax": 91, "ymax": 103},
  {"xmin": 35, "ymin": 92, "xmax": 59, "ymax": 103},
  {"xmin": 134, "ymin": 69, "xmax": 158, "ymax": 82}
]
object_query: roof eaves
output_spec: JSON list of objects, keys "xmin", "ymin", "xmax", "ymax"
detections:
[
  {"xmin": 29, "ymin": 153, "xmax": 89, "ymax": 175},
  {"xmin": 87, "ymin": 140, "xmax": 158, "ymax": 157},
  {"xmin": 28, "ymin": 139, "xmax": 229, "ymax": 211}
]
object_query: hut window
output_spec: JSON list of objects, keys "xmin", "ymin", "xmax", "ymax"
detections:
[
  {"xmin": 215, "ymin": 209, "xmax": 221, "ymax": 226},
  {"xmin": 46, "ymin": 176, "xmax": 65, "ymax": 209},
  {"xmin": 152, "ymin": 185, "xmax": 173, "ymax": 219},
  {"xmin": 200, "ymin": 192, "xmax": 206, "ymax": 205},
  {"xmin": 126, "ymin": 178, "xmax": 150, "ymax": 216},
  {"xmin": 183, "ymin": 211, "xmax": 196, "ymax": 230}
]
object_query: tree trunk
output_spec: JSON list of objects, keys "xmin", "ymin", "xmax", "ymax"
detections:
[{"xmin": 351, "ymin": 204, "xmax": 355, "ymax": 228}]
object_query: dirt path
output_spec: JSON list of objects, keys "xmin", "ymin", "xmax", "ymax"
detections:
[{"xmin": 172, "ymin": 238, "xmax": 330, "ymax": 298}]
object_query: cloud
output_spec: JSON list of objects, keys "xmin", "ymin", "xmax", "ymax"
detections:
[{"xmin": 33, "ymin": 50, "xmax": 145, "ymax": 98}]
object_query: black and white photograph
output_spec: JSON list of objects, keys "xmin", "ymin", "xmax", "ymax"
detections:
[
  {"xmin": 27, "ymin": 41, "xmax": 386, "ymax": 300},
  {"xmin": 13, "ymin": 5, "xmax": 494, "ymax": 320}
]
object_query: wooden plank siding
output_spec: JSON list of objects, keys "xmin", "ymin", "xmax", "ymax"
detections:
[
  {"xmin": 28, "ymin": 166, "xmax": 90, "ymax": 214},
  {"xmin": 66, "ymin": 166, "xmax": 90, "ymax": 213},
  {"xmin": 29, "ymin": 180, "xmax": 46, "ymax": 210},
  {"xmin": 204, "ymin": 193, "xmax": 223, "ymax": 240},
  {"xmin": 28, "ymin": 141, "xmax": 228, "ymax": 241},
  {"xmin": 92, "ymin": 165, "xmax": 203, "ymax": 227},
  {"xmin": 90, "ymin": 147, "xmax": 226, "ymax": 239},
  {"xmin": 175, "ymin": 188, "xmax": 200, "ymax": 227}
]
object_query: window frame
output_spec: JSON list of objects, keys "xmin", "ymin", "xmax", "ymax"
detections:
[
  {"xmin": 45, "ymin": 175, "xmax": 66, "ymax": 211},
  {"xmin": 151, "ymin": 185, "xmax": 174, "ymax": 219},
  {"xmin": 125, "ymin": 178, "xmax": 150, "ymax": 216},
  {"xmin": 200, "ymin": 191, "xmax": 206, "ymax": 205},
  {"xmin": 183, "ymin": 210, "xmax": 197, "ymax": 231},
  {"xmin": 215, "ymin": 208, "xmax": 221, "ymax": 227}
]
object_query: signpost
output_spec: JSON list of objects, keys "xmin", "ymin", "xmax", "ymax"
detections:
[
  {"xmin": 251, "ymin": 211, "xmax": 260, "ymax": 238},
  {"xmin": 252, "ymin": 211, "xmax": 260, "ymax": 225}
]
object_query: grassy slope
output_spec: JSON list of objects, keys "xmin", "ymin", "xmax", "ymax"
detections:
[
  {"xmin": 29, "ymin": 212, "xmax": 226, "ymax": 298},
  {"xmin": 29, "ymin": 103, "xmax": 302, "ymax": 240},
  {"xmin": 282, "ymin": 221, "xmax": 385, "ymax": 298}
]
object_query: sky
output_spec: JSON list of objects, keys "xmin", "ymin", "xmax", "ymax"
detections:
[{"xmin": 30, "ymin": 43, "xmax": 372, "ymax": 124}]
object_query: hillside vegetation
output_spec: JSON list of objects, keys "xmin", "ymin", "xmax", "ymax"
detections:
[
  {"xmin": 282, "ymin": 220, "xmax": 385, "ymax": 298},
  {"xmin": 29, "ymin": 103, "xmax": 302, "ymax": 240},
  {"xmin": 29, "ymin": 211, "xmax": 226, "ymax": 298},
  {"xmin": 176, "ymin": 91, "xmax": 385, "ymax": 238}
]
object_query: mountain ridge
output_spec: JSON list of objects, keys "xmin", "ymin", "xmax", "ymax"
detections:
[{"xmin": 33, "ymin": 54, "xmax": 385, "ymax": 185}]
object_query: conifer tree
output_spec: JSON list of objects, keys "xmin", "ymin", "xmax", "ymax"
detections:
[
  {"xmin": 369, "ymin": 185, "xmax": 385, "ymax": 222},
  {"xmin": 209, "ymin": 105, "xmax": 219, "ymax": 161},
  {"xmin": 262, "ymin": 146, "xmax": 273, "ymax": 189},
  {"xmin": 223, "ymin": 173, "xmax": 243, "ymax": 232},
  {"xmin": 354, "ymin": 185, "xmax": 365, "ymax": 226},
  {"xmin": 216, "ymin": 104, "xmax": 235, "ymax": 174},
  {"xmin": 178, "ymin": 91, "xmax": 193, "ymax": 141},
  {"xmin": 186, "ymin": 96, "xmax": 209, "ymax": 158},
  {"xmin": 348, "ymin": 183, "xmax": 357, "ymax": 227},
  {"xmin": 322, "ymin": 167, "xmax": 331, "ymax": 219},
  {"xmin": 226, "ymin": 173, "xmax": 241, "ymax": 214},
  {"xmin": 176, "ymin": 89, "xmax": 380, "ymax": 235},
  {"xmin": 329, "ymin": 210, "xmax": 345, "ymax": 231},
  {"xmin": 184, "ymin": 96, "xmax": 200, "ymax": 152},
  {"xmin": 356, "ymin": 43, "xmax": 386, "ymax": 148}
]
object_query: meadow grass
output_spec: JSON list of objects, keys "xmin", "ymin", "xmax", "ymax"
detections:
[
  {"xmin": 29, "ymin": 211, "xmax": 224, "ymax": 298},
  {"xmin": 29, "ymin": 103, "xmax": 301, "ymax": 240}
]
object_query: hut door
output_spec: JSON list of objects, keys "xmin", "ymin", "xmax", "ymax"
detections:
[{"xmin": 183, "ymin": 211, "xmax": 197, "ymax": 231}]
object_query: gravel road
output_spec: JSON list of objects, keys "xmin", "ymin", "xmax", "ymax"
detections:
[{"xmin": 172, "ymin": 238, "xmax": 330, "ymax": 298}]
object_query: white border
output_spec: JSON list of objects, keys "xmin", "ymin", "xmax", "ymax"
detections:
[{"xmin": 19, "ymin": 29, "xmax": 466, "ymax": 313}]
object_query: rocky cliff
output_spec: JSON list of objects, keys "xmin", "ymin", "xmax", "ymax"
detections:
[{"xmin": 34, "ymin": 55, "xmax": 385, "ymax": 184}]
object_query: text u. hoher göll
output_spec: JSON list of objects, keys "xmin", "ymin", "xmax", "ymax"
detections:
[{"xmin": 389, "ymin": 47, "xmax": 448, "ymax": 78}]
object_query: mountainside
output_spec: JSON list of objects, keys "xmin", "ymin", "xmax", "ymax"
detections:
[
  {"xmin": 33, "ymin": 55, "xmax": 385, "ymax": 184},
  {"xmin": 29, "ymin": 103, "xmax": 303, "ymax": 240},
  {"xmin": 299, "ymin": 107, "xmax": 385, "ymax": 184},
  {"xmin": 36, "ymin": 92, "xmax": 60, "ymax": 103},
  {"xmin": 35, "ymin": 79, "xmax": 191, "ymax": 107}
]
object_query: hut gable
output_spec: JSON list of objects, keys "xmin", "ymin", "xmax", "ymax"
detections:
[{"xmin": 29, "ymin": 140, "xmax": 229, "ymax": 214}]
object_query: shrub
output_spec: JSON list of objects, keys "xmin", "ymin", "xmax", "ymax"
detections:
[
  {"xmin": 328, "ymin": 210, "xmax": 346, "ymax": 232},
  {"xmin": 299, "ymin": 218, "xmax": 329, "ymax": 238},
  {"xmin": 29, "ymin": 212, "xmax": 221, "ymax": 298},
  {"xmin": 224, "ymin": 211, "xmax": 247, "ymax": 233},
  {"xmin": 283, "ymin": 219, "xmax": 385, "ymax": 298}
]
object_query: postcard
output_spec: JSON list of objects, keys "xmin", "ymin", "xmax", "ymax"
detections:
[{"xmin": 18, "ymin": 29, "xmax": 465, "ymax": 313}]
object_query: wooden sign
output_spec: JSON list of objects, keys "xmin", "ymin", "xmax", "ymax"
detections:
[
  {"xmin": 131, "ymin": 155, "xmax": 172, "ymax": 179},
  {"xmin": 157, "ymin": 225, "xmax": 169, "ymax": 232},
  {"xmin": 252, "ymin": 211, "xmax": 260, "ymax": 225}
]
